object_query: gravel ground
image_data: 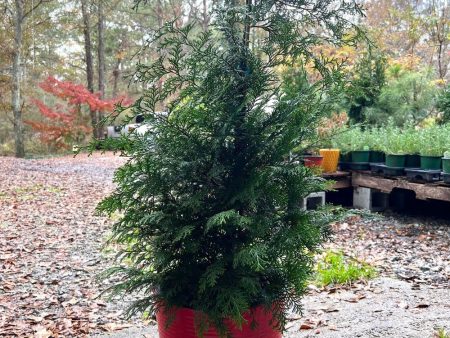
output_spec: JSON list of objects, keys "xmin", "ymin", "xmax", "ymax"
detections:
[
  {"xmin": 97, "ymin": 277, "xmax": 450, "ymax": 338},
  {"xmin": 1, "ymin": 153, "xmax": 448, "ymax": 337}
]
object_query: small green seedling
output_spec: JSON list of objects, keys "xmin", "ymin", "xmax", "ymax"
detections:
[
  {"xmin": 315, "ymin": 250, "xmax": 377, "ymax": 287},
  {"xmin": 435, "ymin": 328, "xmax": 449, "ymax": 338}
]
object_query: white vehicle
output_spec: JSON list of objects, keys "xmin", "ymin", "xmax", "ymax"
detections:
[{"xmin": 106, "ymin": 113, "xmax": 164, "ymax": 138}]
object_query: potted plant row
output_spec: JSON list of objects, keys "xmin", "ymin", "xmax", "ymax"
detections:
[
  {"xmin": 331, "ymin": 123, "xmax": 450, "ymax": 174},
  {"xmin": 380, "ymin": 124, "xmax": 420, "ymax": 170},
  {"xmin": 332, "ymin": 127, "xmax": 383, "ymax": 170}
]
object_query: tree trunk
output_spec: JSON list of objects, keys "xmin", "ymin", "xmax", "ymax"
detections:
[
  {"xmin": 112, "ymin": 32, "xmax": 126, "ymax": 98},
  {"xmin": 202, "ymin": 0, "xmax": 208, "ymax": 30},
  {"xmin": 97, "ymin": 0, "xmax": 106, "ymax": 138},
  {"xmin": 97, "ymin": 0, "xmax": 105, "ymax": 99},
  {"xmin": 156, "ymin": 0, "xmax": 163, "ymax": 27},
  {"xmin": 81, "ymin": 0, "xmax": 97, "ymax": 138},
  {"xmin": 12, "ymin": 0, "xmax": 25, "ymax": 158},
  {"xmin": 437, "ymin": 40, "xmax": 444, "ymax": 79},
  {"xmin": 112, "ymin": 56, "xmax": 121, "ymax": 98}
]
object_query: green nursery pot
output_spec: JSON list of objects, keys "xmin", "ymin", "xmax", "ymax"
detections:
[
  {"xmin": 369, "ymin": 151, "xmax": 385, "ymax": 163},
  {"xmin": 385, "ymin": 154, "xmax": 406, "ymax": 168},
  {"xmin": 351, "ymin": 150, "xmax": 370, "ymax": 163},
  {"xmin": 405, "ymin": 154, "xmax": 421, "ymax": 168},
  {"xmin": 442, "ymin": 158, "xmax": 450, "ymax": 174},
  {"xmin": 420, "ymin": 156, "xmax": 442, "ymax": 170}
]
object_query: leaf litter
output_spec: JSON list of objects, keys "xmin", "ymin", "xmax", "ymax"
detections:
[
  {"xmin": 0, "ymin": 153, "xmax": 143, "ymax": 336},
  {"xmin": 1, "ymin": 153, "xmax": 449, "ymax": 337}
]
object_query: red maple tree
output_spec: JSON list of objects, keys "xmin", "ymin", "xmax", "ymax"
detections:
[{"xmin": 26, "ymin": 76, "xmax": 127, "ymax": 149}]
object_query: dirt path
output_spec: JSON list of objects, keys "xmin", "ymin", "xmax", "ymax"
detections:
[{"xmin": 1, "ymin": 153, "xmax": 449, "ymax": 337}]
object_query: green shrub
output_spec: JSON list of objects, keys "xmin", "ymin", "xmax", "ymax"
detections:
[
  {"xmin": 368, "ymin": 127, "xmax": 387, "ymax": 152},
  {"xmin": 401, "ymin": 122, "xmax": 421, "ymax": 154},
  {"xmin": 379, "ymin": 123, "xmax": 407, "ymax": 155},
  {"xmin": 346, "ymin": 47, "xmax": 387, "ymax": 124},
  {"xmin": 332, "ymin": 127, "xmax": 371, "ymax": 153},
  {"xmin": 418, "ymin": 126, "xmax": 447, "ymax": 157},
  {"xmin": 96, "ymin": 1, "xmax": 364, "ymax": 335}
]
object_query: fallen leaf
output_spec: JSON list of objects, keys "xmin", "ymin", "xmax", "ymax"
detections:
[
  {"xmin": 34, "ymin": 325, "xmax": 52, "ymax": 338},
  {"xmin": 415, "ymin": 303, "xmax": 430, "ymax": 308},
  {"xmin": 345, "ymin": 294, "xmax": 366, "ymax": 303},
  {"xmin": 28, "ymin": 316, "xmax": 44, "ymax": 323},
  {"xmin": 100, "ymin": 323, "xmax": 132, "ymax": 332}
]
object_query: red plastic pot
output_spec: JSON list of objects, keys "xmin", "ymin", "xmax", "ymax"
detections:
[
  {"xmin": 156, "ymin": 305, "xmax": 282, "ymax": 338},
  {"xmin": 302, "ymin": 155, "xmax": 323, "ymax": 168}
]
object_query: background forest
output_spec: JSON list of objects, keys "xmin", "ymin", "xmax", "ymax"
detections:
[{"xmin": 0, "ymin": 0, "xmax": 449, "ymax": 157}]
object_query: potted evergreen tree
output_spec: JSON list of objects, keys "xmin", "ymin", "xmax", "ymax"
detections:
[
  {"xmin": 96, "ymin": 1, "xmax": 363, "ymax": 337},
  {"xmin": 418, "ymin": 126, "xmax": 445, "ymax": 170},
  {"xmin": 402, "ymin": 122, "xmax": 421, "ymax": 168},
  {"xmin": 382, "ymin": 126, "xmax": 407, "ymax": 168},
  {"xmin": 343, "ymin": 128, "xmax": 370, "ymax": 163},
  {"xmin": 368, "ymin": 128, "xmax": 385, "ymax": 163}
]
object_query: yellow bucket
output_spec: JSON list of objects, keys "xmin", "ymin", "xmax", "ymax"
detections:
[{"xmin": 320, "ymin": 149, "xmax": 340, "ymax": 173}]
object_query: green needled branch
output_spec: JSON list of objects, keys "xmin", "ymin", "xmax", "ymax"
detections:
[{"xmin": 95, "ymin": 1, "xmax": 365, "ymax": 336}]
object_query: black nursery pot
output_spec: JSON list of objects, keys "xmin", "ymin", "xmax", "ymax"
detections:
[
  {"xmin": 405, "ymin": 154, "xmax": 421, "ymax": 168},
  {"xmin": 339, "ymin": 152, "xmax": 351, "ymax": 170},
  {"xmin": 339, "ymin": 152, "xmax": 352, "ymax": 162},
  {"xmin": 369, "ymin": 151, "xmax": 385, "ymax": 163}
]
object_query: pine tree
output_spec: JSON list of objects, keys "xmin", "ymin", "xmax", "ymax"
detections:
[
  {"xmin": 347, "ymin": 47, "xmax": 387, "ymax": 124},
  {"xmin": 97, "ymin": 0, "xmax": 364, "ymax": 336}
]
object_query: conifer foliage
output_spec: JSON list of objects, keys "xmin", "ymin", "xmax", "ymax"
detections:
[{"xmin": 98, "ymin": 0, "xmax": 364, "ymax": 335}]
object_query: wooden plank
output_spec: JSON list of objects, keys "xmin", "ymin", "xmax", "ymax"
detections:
[
  {"xmin": 322, "ymin": 171, "xmax": 351, "ymax": 189},
  {"xmin": 352, "ymin": 172, "xmax": 450, "ymax": 201},
  {"xmin": 330, "ymin": 177, "xmax": 352, "ymax": 189},
  {"xmin": 322, "ymin": 171, "xmax": 350, "ymax": 178}
]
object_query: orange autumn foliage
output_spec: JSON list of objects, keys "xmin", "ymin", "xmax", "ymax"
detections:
[{"xmin": 25, "ymin": 77, "xmax": 128, "ymax": 149}]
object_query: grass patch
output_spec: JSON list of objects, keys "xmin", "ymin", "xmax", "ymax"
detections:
[{"xmin": 315, "ymin": 250, "xmax": 377, "ymax": 287}]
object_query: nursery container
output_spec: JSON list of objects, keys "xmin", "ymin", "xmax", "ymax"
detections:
[
  {"xmin": 385, "ymin": 154, "xmax": 406, "ymax": 168},
  {"xmin": 339, "ymin": 152, "xmax": 351, "ymax": 162},
  {"xmin": 157, "ymin": 305, "xmax": 282, "ymax": 338},
  {"xmin": 369, "ymin": 151, "xmax": 385, "ymax": 163},
  {"xmin": 420, "ymin": 156, "xmax": 442, "ymax": 170},
  {"xmin": 442, "ymin": 158, "xmax": 450, "ymax": 174},
  {"xmin": 302, "ymin": 155, "xmax": 323, "ymax": 168},
  {"xmin": 351, "ymin": 150, "xmax": 370, "ymax": 163},
  {"xmin": 320, "ymin": 149, "xmax": 340, "ymax": 173},
  {"xmin": 405, "ymin": 154, "xmax": 421, "ymax": 168},
  {"xmin": 338, "ymin": 152, "xmax": 351, "ymax": 171}
]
